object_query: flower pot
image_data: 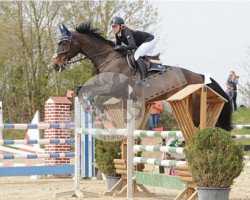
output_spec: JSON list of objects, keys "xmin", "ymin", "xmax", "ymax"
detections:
[
  {"xmin": 197, "ymin": 187, "xmax": 230, "ymax": 200},
  {"xmin": 106, "ymin": 176, "xmax": 121, "ymax": 190}
]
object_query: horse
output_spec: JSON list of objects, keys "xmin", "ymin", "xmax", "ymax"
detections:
[{"xmin": 52, "ymin": 23, "xmax": 232, "ymax": 131}]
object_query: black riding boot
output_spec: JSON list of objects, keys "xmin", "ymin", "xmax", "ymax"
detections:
[{"xmin": 136, "ymin": 57, "xmax": 150, "ymax": 87}]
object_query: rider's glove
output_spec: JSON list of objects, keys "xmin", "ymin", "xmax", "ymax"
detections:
[{"xmin": 114, "ymin": 45, "xmax": 125, "ymax": 51}]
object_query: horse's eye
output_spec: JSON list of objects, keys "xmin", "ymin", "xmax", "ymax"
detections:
[
  {"xmin": 58, "ymin": 41, "xmax": 68, "ymax": 46},
  {"xmin": 62, "ymin": 41, "xmax": 69, "ymax": 46}
]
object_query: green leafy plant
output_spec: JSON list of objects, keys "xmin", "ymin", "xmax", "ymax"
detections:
[
  {"xmin": 184, "ymin": 127, "xmax": 244, "ymax": 188},
  {"xmin": 95, "ymin": 140, "xmax": 121, "ymax": 177},
  {"xmin": 159, "ymin": 109, "xmax": 178, "ymax": 130}
]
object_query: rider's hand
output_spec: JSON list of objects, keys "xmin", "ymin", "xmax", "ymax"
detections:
[{"xmin": 114, "ymin": 45, "xmax": 124, "ymax": 51}]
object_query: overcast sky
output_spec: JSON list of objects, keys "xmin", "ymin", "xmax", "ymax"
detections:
[{"xmin": 153, "ymin": 1, "xmax": 250, "ymax": 104}]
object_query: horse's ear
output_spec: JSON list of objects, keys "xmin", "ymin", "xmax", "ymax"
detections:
[
  {"xmin": 62, "ymin": 24, "xmax": 71, "ymax": 36},
  {"xmin": 58, "ymin": 25, "xmax": 64, "ymax": 33}
]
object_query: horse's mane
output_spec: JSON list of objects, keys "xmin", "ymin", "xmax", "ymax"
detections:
[{"xmin": 75, "ymin": 22, "xmax": 114, "ymax": 45}]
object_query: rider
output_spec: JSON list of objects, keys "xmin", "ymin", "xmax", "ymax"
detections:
[{"xmin": 110, "ymin": 16, "xmax": 157, "ymax": 86}]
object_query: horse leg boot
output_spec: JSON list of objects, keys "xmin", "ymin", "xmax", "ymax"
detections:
[{"xmin": 136, "ymin": 57, "xmax": 150, "ymax": 87}]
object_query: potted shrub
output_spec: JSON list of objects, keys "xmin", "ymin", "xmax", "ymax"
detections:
[
  {"xmin": 184, "ymin": 127, "xmax": 244, "ymax": 200},
  {"xmin": 95, "ymin": 140, "xmax": 121, "ymax": 190}
]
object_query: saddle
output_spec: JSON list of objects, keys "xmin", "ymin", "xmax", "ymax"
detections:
[{"xmin": 127, "ymin": 51, "xmax": 165, "ymax": 72}]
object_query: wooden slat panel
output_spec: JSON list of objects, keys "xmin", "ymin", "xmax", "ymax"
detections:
[
  {"xmin": 200, "ymin": 87, "xmax": 207, "ymax": 130},
  {"xmin": 171, "ymin": 100, "xmax": 196, "ymax": 142},
  {"xmin": 175, "ymin": 102, "xmax": 192, "ymax": 141},
  {"xmin": 188, "ymin": 95, "xmax": 193, "ymax": 119},
  {"xmin": 116, "ymin": 169, "xmax": 127, "ymax": 175},
  {"xmin": 206, "ymin": 103, "xmax": 215, "ymax": 127},
  {"xmin": 178, "ymin": 101, "xmax": 196, "ymax": 140},
  {"xmin": 169, "ymin": 102, "xmax": 188, "ymax": 142},
  {"xmin": 114, "ymin": 159, "xmax": 126, "ymax": 164},
  {"xmin": 180, "ymin": 176, "xmax": 193, "ymax": 183},
  {"xmin": 168, "ymin": 84, "xmax": 203, "ymax": 101},
  {"xmin": 177, "ymin": 164, "xmax": 189, "ymax": 171},
  {"xmin": 178, "ymin": 170, "xmax": 192, "ymax": 177},
  {"xmin": 115, "ymin": 164, "xmax": 127, "ymax": 170},
  {"xmin": 211, "ymin": 102, "xmax": 225, "ymax": 127},
  {"xmin": 106, "ymin": 104, "xmax": 125, "ymax": 128},
  {"xmin": 175, "ymin": 102, "xmax": 191, "ymax": 140}
]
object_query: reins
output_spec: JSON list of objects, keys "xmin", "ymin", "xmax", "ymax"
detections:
[
  {"xmin": 94, "ymin": 52, "xmax": 127, "ymax": 71},
  {"xmin": 66, "ymin": 57, "xmax": 86, "ymax": 64},
  {"xmin": 71, "ymin": 36, "xmax": 127, "ymax": 72},
  {"xmin": 88, "ymin": 49, "xmax": 115, "ymax": 60}
]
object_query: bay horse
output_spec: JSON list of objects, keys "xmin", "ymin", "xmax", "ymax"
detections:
[{"xmin": 52, "ymin": 23, "xmax": 232, "ymax": 131}]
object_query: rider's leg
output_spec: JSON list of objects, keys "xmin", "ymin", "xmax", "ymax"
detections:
[
  {"xmin": 134, "ymin": 38, "xmax": 157, "ymax": 86},
  {"xmin": 136, "ymin": 56, "xmax": 148, "ymax": 81},
  {"xmin": 134, "ymin": 37, "xmax": 157, "ymax": 60}
]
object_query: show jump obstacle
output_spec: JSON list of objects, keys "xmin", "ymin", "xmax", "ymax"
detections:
[{"xmin": 73, "ymin": 83, "xmax": 227, "ymax": 199}]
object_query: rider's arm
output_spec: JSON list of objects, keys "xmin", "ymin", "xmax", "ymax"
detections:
[
  {"xmin": 115, "ymin": 34, "xmax": 122, "ymax": 45},
  {"xmin": 122, "ymin": 29, "xmax": 137, "ymax": 50}
]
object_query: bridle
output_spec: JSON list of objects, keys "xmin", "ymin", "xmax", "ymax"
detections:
[{"xmin": 53, "ymin": 33, "xmax": 84, "ymax": 71}]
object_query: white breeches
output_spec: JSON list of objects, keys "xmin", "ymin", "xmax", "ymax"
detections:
[{"xmin": 134, "ymin": 37, "xmax": 157, "ymax": 61}]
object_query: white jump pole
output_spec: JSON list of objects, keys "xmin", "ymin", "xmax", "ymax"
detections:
[
  {"xmin": 74, "ymin": 97, "xmax": 84, "ymax": 197},
  {"xmin": 127, "ymin": 86, "xmax": 135, "ymax": 199}
]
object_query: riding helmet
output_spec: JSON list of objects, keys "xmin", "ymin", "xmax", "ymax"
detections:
[{"xmin": 110, "ymin": 16, "xmax": 125, "ymax": 26}]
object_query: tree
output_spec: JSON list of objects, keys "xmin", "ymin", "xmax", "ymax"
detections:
[
  {"xmin": 0, "ymin": 0, "xmax": 158, "ymax": 122},
  {"xmin": 239, "ymin": 46, "xmax": 250, "ymax": 107},
  {"xmin": 53, "ymin": 1, "xmax": 158, "ymax": 38},
  {"xmin": 0, "ymin": 1, "xmax": 63, "ymax": 121}
]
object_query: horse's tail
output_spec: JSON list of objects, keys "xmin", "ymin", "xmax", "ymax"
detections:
[{"xmin": 207, "ymin": 78, "xmax": 233, "ymax": 131}]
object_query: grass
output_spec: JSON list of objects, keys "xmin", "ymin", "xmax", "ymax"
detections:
[
  {"xmin": 231, "ymin": 107, "xmax": 250, "ymax": 137},
  {"xmin": 232, "ymin": 107, "xmax": 250, "ymax": 125},
  {"xmin": 231, "ymin": 107, "xmax": 250, "ymax": 155}
]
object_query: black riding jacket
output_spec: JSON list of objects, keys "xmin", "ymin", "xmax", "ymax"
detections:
[{"xmin": 115, "ymin": 28, "xmax": 154, "ymax": 51}]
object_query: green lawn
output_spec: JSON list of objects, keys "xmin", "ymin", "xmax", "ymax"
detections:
[
  {"xmin": 232, "ymin": 107, "xmax": 250, "ymax": 125},
  {"xmin": 231, "ymin": 107, "xmax": 250, "ymax": 136},
  {"xmin": 231, "ymin": 107, "xmax": 250, "ymax": 155}
]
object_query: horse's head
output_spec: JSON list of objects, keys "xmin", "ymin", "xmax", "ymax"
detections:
[{"xmin": 52, "ymin": 24, "xmax": 80, "ymax": 71}]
